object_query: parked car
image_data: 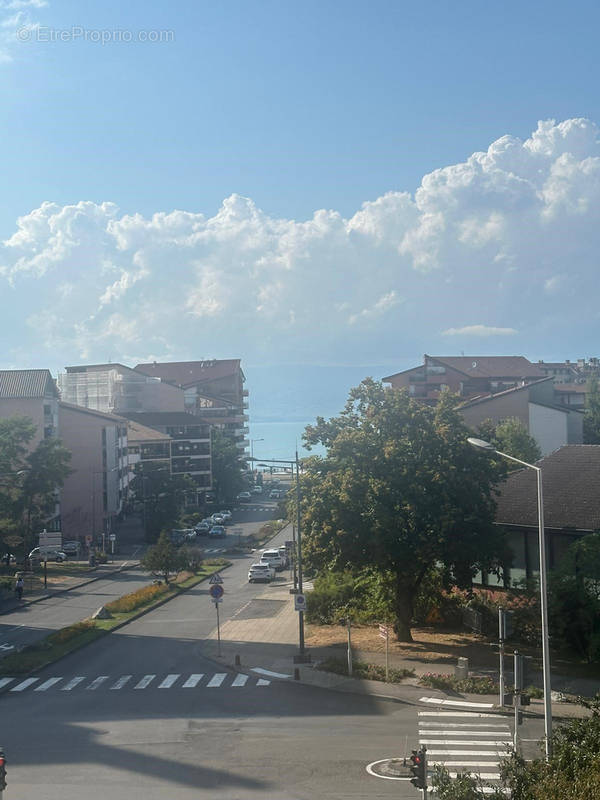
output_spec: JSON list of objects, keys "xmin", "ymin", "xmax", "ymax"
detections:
[
  {"xmin": 248, "ymin": 563, "xmax": 273, "ymax": 583},
  {"xmin": 169, "ymin": 529, "xmax": 192, "ymax": 546},
  {"xmin": 209, "ymin": 525, "xmax": 226, "ymax": 538},
  {"xmin": 260, "ymin": 549, "xmax": 285, "ymax": 571},
  {"xmin": 277, "ymin": 547, "xmax": 289, "ymax": 567},
  {"xmin": 28, "ymin": 547, "xmax": 66, "ymax": 563},
  {"xmin": 219, "ymin": 510, "xmax": 232, "ymax": 522},
  {"xmin": 252, "ymin": 485, "xmax": 263, "ymax": 495},
  {"xmin": 269, "ymin": 489, "xmax": 281, "ymax": 499},
  {"xmin": 237, "ymin": 491, "xmax": 252, "ymax": 503},
  {"xmin": 257, "ymin": 560, "xmax": 277, "ymax": 579},
  {"xmin": 62, "ymin": 541, "xmax": 81, "ymax": 557},
  {"xmin": 194, "ymin": 521, "xmax": 210, "ymax": 535},
  {"xmin": 210, "ymin": 513, "xmax": 225, "ymax": 525}
]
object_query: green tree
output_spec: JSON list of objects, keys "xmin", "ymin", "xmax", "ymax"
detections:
[
  {"xmin": 131, "ymin": 463, "xmax": 194, "ymax": 542},
  {"xmin": 477, "ymin": 417, "xmax": 541, "ymax": 465},
  {"xmin": 141, "ymin": 531, "xmax": 188, "ymax": 584},
  {"xmin": 211, "ymin": 428, "xmax": 246, "ymax": 504},
  {"xmin": 0, "ymin": 416, "xmax": 72, "ymax": 552},
  {"xmin": 583, "ymin": 376, "xmax": 600, "ymax": 444},
  {"xmin": 301, "ymin": 380, "xmax": 509, "ymax": 641},
  {"xmin": 549, "ymin": 532, "xmax": 600, "ymax": 662}
]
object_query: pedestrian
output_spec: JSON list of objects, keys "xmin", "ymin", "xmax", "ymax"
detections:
[{"xmin": 15, "ymin": 575, "xmax": 24, "ymax": 601}]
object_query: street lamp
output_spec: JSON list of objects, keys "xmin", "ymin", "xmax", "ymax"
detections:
[
  {"xmin": 468, "ymin": 437, "xmax": 552, "ymax": 758},
  {"xmin": 250, "ymin": 439, "xmax": 264, "ymax": 478},
  {"xmin": 253, "ymin": 451, "xmax": 309, "ymax": 663}
]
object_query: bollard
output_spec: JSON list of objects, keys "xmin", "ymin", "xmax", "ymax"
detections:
[
  {"xmin": 235, "ymin": 654, "xmax": 241, "ymax": 666},
  {"xmin": 294, "ymin": 668, "xmax": 300, "ymax": 681},
  {"xmin": 455, "ymin": 656, "xmax": 469, "ymax": 679}
]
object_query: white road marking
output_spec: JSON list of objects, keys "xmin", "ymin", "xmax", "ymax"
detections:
[
  {"xmin": 251, "ymin": 667, "xmax": 292, "ymax": 679},
  {"xmin": 365, "ymin": 758, "xmax": 406, "ymax": 781},
  {"xmin": 87, "ymin": 676, "xmax": 109, "ymax": 690},
  {"xmin": 0, "ymin": 678, "xmax": 14, "ymax": 690},
  {"xmin": 447, "ymin": 772, "xmax": 501, "ymax": 780},
  {"xmin": 207, "ymin": 673, "xmax": 226, "ymax": 687},
  {"xmin": 419, "ymin": 722, "xmax": 509, "ymax": 729},
  {"xmin": 11, "ymin": 678, "xmax": 39, "ymax": 692},
  {"xmin": 418, "ymin": 711, "xmax": 502, "ymax": 718},
  {"xmin": 419, "ymin": 696, "xmax": 494, "ymax": 708},
  {"xmin": 426, "ymin": 749, "xmax": 511, "ymax": 756},
  {"xmin": 429, "ymin": 761, "xmax": 501, "ymax": 768},
  {"xmin": 35, "ymin": 677, "xmax": 63, "ymax": 692},
  {"xmin": 62, "ymin": 676, "xmax": 85, "ymax": 691},
  {"xmin": 257, "ymin": 678, "xmax": 271, "ymax": 686},
  {"xmin": 420, "ymin": 739, "xmax": 512, "ymax": 746},
  {"xmin": 158, "ymin": 674, "xmax": 180, "ymax": 688},
  {"xmin": 182, "ymin": 674, "xmax": 204, "ymax": 688},
  {"xmin": 110, "ymin": 675, "xmax": 132, "ymax": 690},
  {"xmin": 232, "ymin": 674, "xmax": 248, "ymax": 687},
  {"xmin": 419, "ymin": 730, "xmax": 511, "ymax": 737},
  {"xmin": 134, "ymin": 674, "xmax": 156, "ymax": 689},
  {"xmin": 0, "ymin": 644, "xmax": 15, "ymax": 651}
]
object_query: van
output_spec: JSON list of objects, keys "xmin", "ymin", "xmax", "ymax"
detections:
[
  {"xmin": 28, "ymin": 546, "xmax": 66, "ymax": 563},
  {"xmin": 260, "ymin": 549, "xmax": 285, "ymax": 571}
]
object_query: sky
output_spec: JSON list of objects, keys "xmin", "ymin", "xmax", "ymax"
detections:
[{"xmin": 2, "ymin": 0, "xmax": 600, "ymax": 419}]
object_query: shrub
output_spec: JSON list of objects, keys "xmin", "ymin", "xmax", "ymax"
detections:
[
  {"xmin": 418, "ymin": 672, "xmax": 498, "ymax": 694},
  {"xmin": 317, "ymin": 657, "xmax": 415, "ymax": 683},
  {"xmin": 306, "ymin": 571, "xmax": 356, "ymax": 624},
  {"xmin": 105, "ymin": 582, "xmax": 168, "ymax": 613},
  {"xmin": 47, "ymin": 619, "xmax": 97, "ymax": 645}
]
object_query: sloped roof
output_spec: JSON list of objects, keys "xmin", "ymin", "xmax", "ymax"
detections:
[
  {"xmin": 0, "ymin": 369, "xmax": 59, "ymax": 399},
  {"xmin": 495, "ymin": 445, "xmax": 600, "ymax": 531},
  {"xmin": 553, "ymin": 383, "xmax": 588, "ymax": 393},
  {"xmin": 458, "ymin": 377, "xmax": 557, "ymax": 409},
  {"xmin": 59, "ymin": 401, "xmax": 127, "ymax": 424},
  {"xmin": 125, "ymin": 418, "xmax": 172, "ymax": 443},
  {"xmin": 120, "ymin": 411, "xmax": 209, "ymax": 429},
  {"xmin": 430, "ymin": 355, "xmax": 546, "ymax": 379},
  {"xmin": 134, "ymin": 359, "xmax": 242, "ymax": 388}
]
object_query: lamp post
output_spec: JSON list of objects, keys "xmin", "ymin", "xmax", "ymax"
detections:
[
  {"xmin": 468, "ymin": 437, "xmax": 552, "ymax": 758},
  {"xmin": 250, "ymin": 439, "xmax": 264, "ymax": 480},
  {"xmin": 253, "ymin": 452, "xmax": 309, "ymax": 663}
]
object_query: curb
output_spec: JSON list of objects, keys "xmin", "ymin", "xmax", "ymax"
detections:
[
  {"xmin": 0, "ymin": 560, "xmax": 141, "ymax": 615},
  {"xmin": 0, "ymin": 563, "xmax": 231, "ymax": 689}
]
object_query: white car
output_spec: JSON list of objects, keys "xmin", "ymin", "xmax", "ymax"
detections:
[
  {"xmin": 260, "ymin": 549, "xmax": 285, "ymax": 571},
  {"xmin": 248, "ymin": 563, "xmax": 274, "ymax": 583},
  {"xmin": 219, "ymin": 510, "xmax": 232, "ymax": 522}
]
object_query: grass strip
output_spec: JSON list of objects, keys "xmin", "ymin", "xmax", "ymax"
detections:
[
  {"xmin": 0, "ymin": 562, "xmax": 229, "ymax": 676},
  {"xmin": 316, "ymin": 657, "xmax": 415, "ymax": 683}
]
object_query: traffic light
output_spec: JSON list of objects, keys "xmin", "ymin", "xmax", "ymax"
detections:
[
  {"xmin": 0, "ymin": 747, "xmax": 7, "ymax": 791},
  {"xmin": 409, "ymin": 748, "xmax": 426, "ymax": 790}
]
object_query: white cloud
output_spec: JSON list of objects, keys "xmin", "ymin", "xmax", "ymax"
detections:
[
  {"xmin": 3, "ymin": 118, "xmax": 600, "ymax": 368},
  {"xmin": 442, "ymin": 325, "xmax": 518, "ymax": 337},
  {"xmin": 0, "ymin": 0, "xmax": 46, "ymax": 61}
]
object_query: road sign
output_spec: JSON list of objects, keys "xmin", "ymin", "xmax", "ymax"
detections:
[
  {"xmin": 379, "ymin": 624, "xmax": 388, "ymax": 640},
  {"xmin": 209, "ymin": 583, "xmax": 224, "ymax": 600},
  {"xmin": 209, "ymin": 573, "xmax": 224, "ymax": 585},
  {"xmin": 109, "ymin": 534, "xmax": 116, "ymax": 542},
  {"xmin": 294, "ymin": 593, "xmax": 306, "ymax": 611}
]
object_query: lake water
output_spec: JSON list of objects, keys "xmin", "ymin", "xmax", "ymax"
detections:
[{"xmin": 249, "ymin": 420, "xmax": 326, "ymax": 462}]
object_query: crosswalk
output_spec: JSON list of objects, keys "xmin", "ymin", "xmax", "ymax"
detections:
[
  {"xmin": 0, "ymin": 671, "xmax": 270, "ymax": 697},
  {"xmin": 418, "ymin": 701, "xmax": 512, "ymax": 795}
]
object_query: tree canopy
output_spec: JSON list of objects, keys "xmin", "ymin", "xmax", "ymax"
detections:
[
  {"xmin": 478, "ymin": 417, "xmax": 541, "ymax": 465},
  {"xmin": 141, "ymin": 531, "xmax": 188, "ymax": 584},
  {"xmin": 583, "ymin": 376, "xmax": 600, "ymax": 444},
  {"xmin": 301, "ymin": 380, "xmax": 509, "ymax": 641},
  {"xmin": 0, "ymin": 416, "xmax": 72, "ymax": 552},
  {"xmin": 130, "ymin": 462, "xmax": 194, "ymax": 542},
  {"xmin": 210, "ymin": 427, "xmax": 246, "ymax": 504}
]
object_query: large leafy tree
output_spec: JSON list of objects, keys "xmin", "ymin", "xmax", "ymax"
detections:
[
  {"xmin": 477, "ymin": 417, "xmax": 541, "ymax": 465},
  {"xmin": 0, "ymin": 416, "xmax": 72, "ymax": 552},
  {"xmin": 301, "ymin": 380, "xmax": 509, "ymax": 641},
  {"xmin": 141, "ymin": 531, "xmax": 188, "ymax": 584},
  {"xmin": 211, "ymin": 427, "xmax": 246, "ymax": 504},
  {"xmin": 583, "ymin": 376, "xmax": 600, "ymax": 444},
  {"xmin": 130, "ymin": 462, "xmax": 194, "ymax": 542}
]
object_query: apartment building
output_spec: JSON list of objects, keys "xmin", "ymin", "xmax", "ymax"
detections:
[
  {"xmin": 383, "ymin": 355, "xmax": 547, "ymax": 405},
  {"xmin": 134, "ymin": 359, "xmax": 249, "ymax": 456}
]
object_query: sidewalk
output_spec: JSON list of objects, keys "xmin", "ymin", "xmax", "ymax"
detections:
[
  {"xmin": 204, "ymin": 576, "xmax": 594, "ymax": 721},
  {"xmin": 0, "ymin": 556, "xmax": 140, "ymax": 616}
]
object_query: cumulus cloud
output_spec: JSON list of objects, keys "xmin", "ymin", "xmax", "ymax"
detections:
[
  {"xmin": 0, "ymin": 0, "xmax": 47, "ymax": 61},
  {"xmin": 2, "ymin": 118, "xmax": 600, "ymax": 369},
  {"xmin": 442, "ymin": 325, "xmax": 518, "ymax": 337}
]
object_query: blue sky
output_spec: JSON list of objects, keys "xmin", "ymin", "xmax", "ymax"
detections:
[{"xmin": 2, "ymin": 0, "xmax": 600, "ymax": 417}]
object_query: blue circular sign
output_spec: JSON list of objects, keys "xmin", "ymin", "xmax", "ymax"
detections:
[{"xmin": 209, "ymin": 583, "xmax": 224, "ymax": 599}]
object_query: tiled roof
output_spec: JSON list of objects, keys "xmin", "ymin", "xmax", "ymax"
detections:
[
  {"xmin": 553, "ymin": 383, "xmax": 588, "ymax": 393},
  {"xmin": 495, "ymin": 445, "xmax": 600, "ymax": 531},
  {"xmin": 458, "ymin": 378, "xmax": 555, "ymax": 409},
  {"xmin": 125, "ymin": 419, "xmax": 172, "ymax": 443},
  {"xmin": 431, "ymin": 356, "xmax": 547, "ymax": 379},
  {"xmin": 0, "ymin": 369, "xmax": 58, "ymax": 399},
  {"xmin": 134, "ymin": 359, "xmax": 242, "ymax": 388},
  {"xmin": 59, "ymin": 402, "xmax": 127, "ymax": 423}
]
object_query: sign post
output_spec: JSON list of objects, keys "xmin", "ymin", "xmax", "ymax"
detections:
[
  {"xmin": 379, "ymin": 623, "xmax": 389, "ymax": 681},
  {"xmin": 499, "ymin": 607, "xmax": 505, "ymax": 706},
  {"xmin": 209, "ymin": 581, "xmax": 224, "ymax": 657}
]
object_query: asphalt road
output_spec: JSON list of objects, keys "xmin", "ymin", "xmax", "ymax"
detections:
[{"xmin": 0, "ymin": 507, "xmax": 545, "ymax": 798}]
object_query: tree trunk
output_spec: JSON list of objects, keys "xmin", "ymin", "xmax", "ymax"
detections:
[{"xmin": 392, "ymin": 579, "xmax": 414, "ymax": 642}]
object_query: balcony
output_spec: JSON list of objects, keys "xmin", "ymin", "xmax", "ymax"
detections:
[{"xmin": 242, "ymin": 389, "xmax": 249, "ymax": 397}]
